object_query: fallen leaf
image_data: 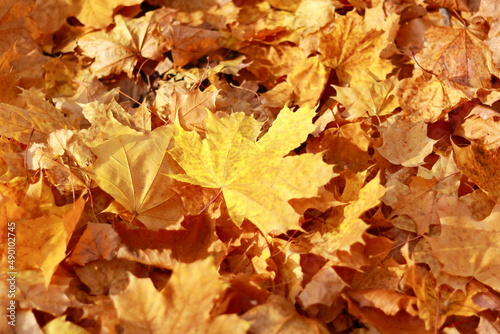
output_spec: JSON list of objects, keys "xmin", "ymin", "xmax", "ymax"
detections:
[
  {"xmin": 426, "ymin": 203, "xmax": 500, "ymax": 290},
  {"xmin": 377, "ymin": 115, "xmax": 438, "ymax": 167},
  {"xmin": 333, "ymin": 76, "xmax": 399, "ymax": 120},
  {"xmin": 320, "ymin": 10, "xmax": 394, "ymax": 85},
  {"xmin": 88, "ymin": 125, "xmax": 185, "ymax": 230},
  {"xmin": 242, "ymin": 295, "xmax": 330, "ymax": 334},
  {"xmin": 168, "ymin": 105, "xmax": 333, "ymax": 234}
]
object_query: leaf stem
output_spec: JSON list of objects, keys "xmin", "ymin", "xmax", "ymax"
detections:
[{"xmin": 197, "ymin": 187, "xmax": 222, "ymax": 215}]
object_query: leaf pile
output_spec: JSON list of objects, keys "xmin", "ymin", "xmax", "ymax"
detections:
[{"xmin": 1, "ymin": 0, "xmax": 500, "ymax": 333}]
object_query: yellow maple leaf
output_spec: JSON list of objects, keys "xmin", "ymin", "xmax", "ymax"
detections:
[
  {"xmin": 168, "ymin": 106, "xmax": 333, "ymax": 234},
  {"xmin": 333, "ymin": 76, "xmax": 399, "ymax": 120},
  {"xmin": 77, "ymin": 0, "xmax": 143, "ymax": 29},
  {"xmin": 0, "ymin": 178, "xmax": 85, "ymax": 284},
  {"xmin": 111, "ymin": 258, "xmax": 248, "ymax": 333},
  {"xmin": 88, "ymin": 125, "xmax": 185, "ymax": 230},
  {"xmin": 320, "ymin": 10, "xmax": 394, "ymax": 85}
]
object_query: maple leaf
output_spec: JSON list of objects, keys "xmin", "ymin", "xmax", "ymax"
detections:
[
  {"xmin": 0, "ymin": 178, "xmax": 85, "ymax": 284},
  {"xmin": 297, "ymin": 266, "xmax": 347, "ymax": 322},
  {"xmin": 0, "ymin": 0, "xmax": 40, "ymax": 56},
  {"xmin": 415, "ymin": 25, "xmax": 499, "ymax": 94},
  {"xmin": 0, "ymin": 136, "xmax": 25, "ymax": 185},
  {"xmin": 320, "ymin": 122, "xmax": 373, "ymax": 173},
  {"xmin": 76, "ymin": 0, "xmax": 143, "ymax": 29},
  {"xmin": 168, "ymin": 105, "xmax": 333, "ymax": 234},
  {"xmin": 88, "ymin": 125, "xmax": 185, "ymax": 230},
  {"xmin": 242, "ymin": 295, "xmax": 330, "ymax": 334},
  {"xmin": 396, "ymin": 74, "xmax": 468, "ymax": 123},
  {"xmin": 452, "ymin": 140, "xmax": 500, "ymax": 202},
  {"xmin": 377, "ymin": 115, "xmax": 438, "ymax": 167},
  {"xmin": 334, "ymin": 76, "xmax": 399, "ymax": 120},
  {"xmin": 164, "ymin": 0, "xmax": 240, "ymax": 30},
  {"xmin": 75, "ymin": 258, "xmax": 141, "ymax": 296},
  {"xmin": 320, "ymin": 10, "xmax": 394, "ymax": 85},
  {"xmin": 111, "ymin": 258, "xmax": 248, "ymax": 333},
  {"xmin": 404, "ymin": 265, "xmax": 482, "ymax": 330},
  {"xmin": 425, "ymin": 202, "xmax": 500, "ymax": 291},
  {"xmin": 155, "ymin": 84, "xmax": 219, "ymax": 132},
  {"xmin": 345, "ymin": 288, "xmax": 434, "ymax": 334},
  {"xmin": 161, "ymin": 23, "xmax": 222, "ymax": 68},
  {"xmin": 115, "ymin": 214, "xmax": 226, "ymax": 269},
  {"xmin": 77, "ymin": 9, "xmax": 175, "ymax": 77},
  {"xmin": 69, "ymin": 222, "xmax": 121, "ymax": 266},
  {"xmin": 0, "ymin": 89, "xmax": 74, "ymax": 144},
  {"xmin": 310, "ymin": 172, "xmax": 386, "ymax": 258},
  {"xmin": 262, "ymin": 54, "xmax": 328, "ymax": 108}
]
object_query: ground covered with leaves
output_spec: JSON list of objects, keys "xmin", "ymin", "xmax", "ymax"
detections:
[{"xmin": 1, "ymin": 0, "xmax": 500, "ymax": 333}]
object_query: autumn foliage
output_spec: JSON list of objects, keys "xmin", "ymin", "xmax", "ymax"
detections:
[{"xmin": 1, "ymin": 0, "xmax": 500, "ymax": 333}]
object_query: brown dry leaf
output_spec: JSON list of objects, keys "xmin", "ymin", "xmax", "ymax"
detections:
[
  {"xmin": 415, "ymin": 25, "xmax": 498, "ymax": 94},
  {"xmin": 155, "ymin": 84, "xmax": 219, "ymax": 132},
  {"xmin": 227, "ymin": 2, "xmax": 295, "ymax": 43},
  {"xmin": 18, "ymin": 282, "xmax": 72, "ymax": 317},
  {"xmin": 262, "ymin": 54, "xmax": 328, "ymax": 108},
  {"xmin": 69, "ymin": 223, "xmax": 121, "ymax": 266},
  {"xmin": 79, "ymin": 100, "xmax": 147, "ymax": 146},
  {"xmin": 320, "ymin": 122, "xmax": 373, "ymax": 173},
  {"xmin": 386, "ymin": 174, "xmax": 460, "ymax": 235},
  {"xmin": 347, "ymin": 289, "xmax": 418, "ymax": 317},
  {"xmin": 0, "ymin": 0, "xmax": 39, "ymax": 55},
  {"xmin": 377, "ymin": 115, "xmax": 438, "ymax": 167},
  {"xmin": 455, "ymin": 114, "xmax": 500, "ymax": 149},
  {"xmin": 396, "ymin": 73, "xmax": 468, "ymax": 123},
  {"xmin": 77, "ymin": 9, "xmax": 175, "ymax": 77},
  {"xmin": 161, "ymin": 24, "xmax": 221, "ymax": 68},
  {"xmin": 242, "ymin": 295, "xmax": 330, "ymax": 334},
  {"xmin": 424, "ymin": 0, "xmax": 481, "ymax": 12},
  {"xmin": 88, "ymin": 125, "xmax": 185, "ymax": 230},
  {"xmin": 30, "ymin": 0, "xmax": 80, "ymax": 35},
  {"xmin": 164, "ymin": 0, "xmax": 240, "ymax": 30},
  {"xmin": 75, "ymin": 259, "xmax": 141, "ymax": 295},
  {"xmin": 115, "ymin": 214, "xmax": 226, "ymax": 269},
  {"xmin": 425, "ymin": 203, "xmax": 500, "ymax": 290},
  {"xmin": 404, "ymin": 265, "xmax": 481, "ymax": 330},
  {"xmin": 0, "ymin": 47, "xmax": 47, "ymax": 105},
  {"xmin": 452, "ymin": 140, "xmax": 500, "ymax": 201},
  {"xmin": 345, "ymin": 288, "xmax": 434, "ymax": 334},
  {"xmin": 297, "ymin": 266, "xmax": 347, "ymax": 323}
]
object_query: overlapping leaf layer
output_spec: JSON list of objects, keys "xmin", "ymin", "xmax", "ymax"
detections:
[{"xmin": 1, "ymin": 0, "xmax": 500, "ymax": 333}]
